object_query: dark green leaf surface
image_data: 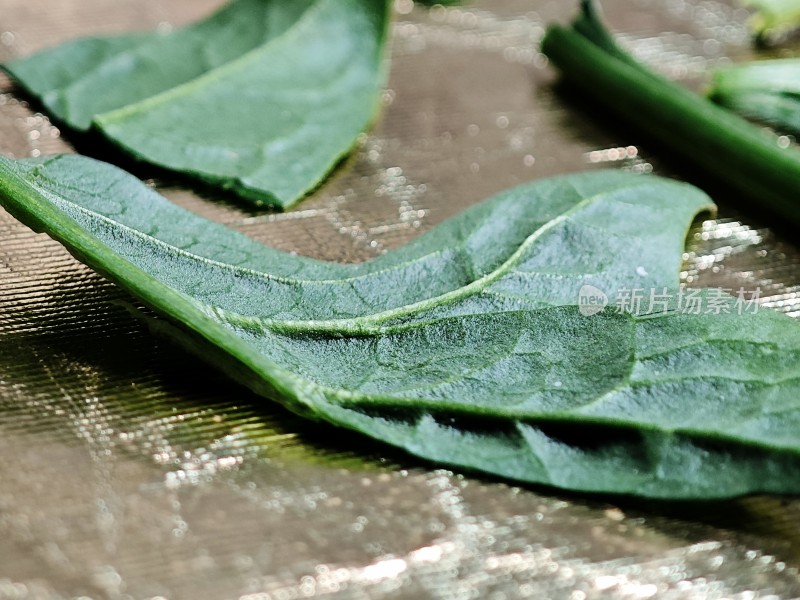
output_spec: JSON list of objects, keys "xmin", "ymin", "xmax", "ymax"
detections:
[
  {"xmin": 710, "ymin": 59, "xmax": 800, "ymax": 136},
  {"xmin": 4, "ymin": 154, "xmax": 800, "ymax": 499},
  {"xmin": 3, "ymin": 0, "xmax": 389, "ymax": 208}
]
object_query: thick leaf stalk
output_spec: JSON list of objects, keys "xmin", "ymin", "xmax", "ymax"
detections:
[{"xmin": 541, "ymin": 0, "xmax": 800, "ymax": 227}]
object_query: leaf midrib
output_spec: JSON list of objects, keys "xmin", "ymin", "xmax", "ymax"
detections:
[
  {"xmin": 30, "ymin": 159, "xmax": 659, "ymax": 334},
  {"xmin": 210, "ymin": 186, "xmax": 666, "ymax": 333}
]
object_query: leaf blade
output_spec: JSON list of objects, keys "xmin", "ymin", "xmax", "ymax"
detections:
[
  {"xmin": 3, "ymin": 0, "xmax": 390, "ymax": 208},
  {"xmin": 5, "ymin": 154, "xmax": 800, "ymax": 499},
  {"xmin": 3, "ymin": 0, "xmax": 318, "ymax": 131}
]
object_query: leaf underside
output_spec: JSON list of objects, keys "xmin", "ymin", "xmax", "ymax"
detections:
[
  {"xmin": 3, "ymin": 0, "xmax": 389, "ymax": 208},
  {"xmin": 3, "ymin": 154, "xmax": 800, "ymax": 499}
]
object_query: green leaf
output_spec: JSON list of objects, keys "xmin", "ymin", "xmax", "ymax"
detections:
[
  {"xmin": 3, "ymin": 0, "xmax": 390, "ymax": 208},
  {"xmin": 5, "ymin": 154, "xmax": 800, "ymax": 499},
  {"xmin": 741, "ymin": 0, "xmax": 800, "ymax": 38},
  {"xmin": 541, "ymin": 0, "xmax": 800, "ymax": 229},
  {"xmin": 710, "ymin": 59, "xmax": 800, "ymax": 136},
  {"xmin": 3, "ymin": 0, "xmax": 315, "ymax": 131}
]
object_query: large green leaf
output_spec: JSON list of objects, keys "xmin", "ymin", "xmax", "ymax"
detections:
[
  {"xmin": 3, "ymin": 0, "xmax": 389, "ymax": 208},
  {"xmin": 4, "ymin": 154, "xmax": 800, "ymax": 499}
]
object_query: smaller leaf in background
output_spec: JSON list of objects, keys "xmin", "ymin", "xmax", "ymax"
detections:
[
  {"xmin": 4, "ymin": 0, "xmax": 317, "ymax": 131},
  {"xmin": 3, "ymin": 0, "xmax": 390, "ymax": 209},
  {"xmin": 710, "ymin": 59, "xmax": 800, "ymax": 136}
]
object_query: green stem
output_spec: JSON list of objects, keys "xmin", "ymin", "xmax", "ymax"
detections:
[{"xmin": 541, "ymin": 2, "xmax": 800, "ymax": 226}]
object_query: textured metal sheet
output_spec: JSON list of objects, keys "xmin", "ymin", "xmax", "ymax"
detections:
[{"xmin": 2, "ymin": 1, "xmax": 800, "ymax": 599}]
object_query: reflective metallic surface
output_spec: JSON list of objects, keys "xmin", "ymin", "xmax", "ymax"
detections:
[{"xmin": 2, "ymin": 1, "xmax": 800, "ymax": 598}]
